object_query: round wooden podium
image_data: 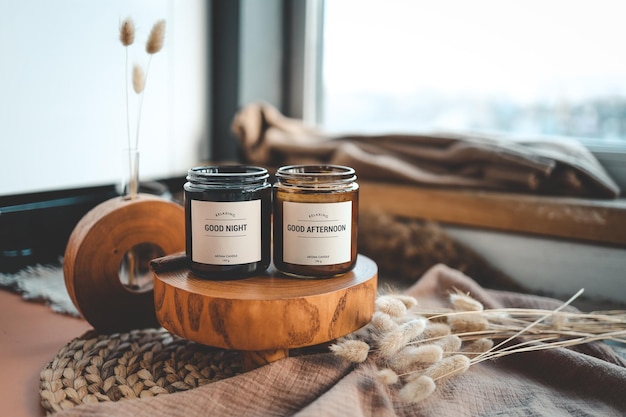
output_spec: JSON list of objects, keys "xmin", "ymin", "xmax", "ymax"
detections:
[{"xmin": 153, "ymin": 255, "xmax": 378, "ymax": 370}]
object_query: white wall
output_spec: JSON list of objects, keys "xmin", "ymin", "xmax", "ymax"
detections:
[{"xmin": 0, "ymin": 0, "xmax": 208, "ymax": 196}]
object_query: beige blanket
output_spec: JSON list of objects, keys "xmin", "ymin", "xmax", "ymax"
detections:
[
  {"xmin": 231, "ymin": 102, "xmax": 620, "ymax": 198},
  {"xmin": 55, "ymin": 264, "xmax": 626, "ymax": 416}
]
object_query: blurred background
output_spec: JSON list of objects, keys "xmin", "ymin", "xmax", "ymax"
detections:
[{"xmin": 1, "ymin": 0, "xmax": 626, "ymax": 272}]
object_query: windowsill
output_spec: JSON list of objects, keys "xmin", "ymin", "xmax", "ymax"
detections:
[{"xmin": 359, "ymin": 181, "xmax": 626, "ymax": 247}]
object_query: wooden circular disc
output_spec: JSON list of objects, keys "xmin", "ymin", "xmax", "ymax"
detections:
[
  {"xmin": 63, "ymin": 194, "xmax": 185, "ymax": 333},
  {"xmin": 153, "ymin": 255, "xmax": 378, "ymax": 351}
]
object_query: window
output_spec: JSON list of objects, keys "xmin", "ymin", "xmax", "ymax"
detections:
[
  {"xmin": 318, "ymin": 0, "xmax": 626, "ymax": 188},
  {"xmin": 0, "ymin": 0, "xmax": 208, "ymax": 197}
]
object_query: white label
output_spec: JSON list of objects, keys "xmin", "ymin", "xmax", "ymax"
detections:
[
  {"xmin": 283, "ymin": 201, "xmax": 352, "ymax": 265},
  {"xmin": 190, "ymin": 200, "xmax": 261, "ymax": 265}
]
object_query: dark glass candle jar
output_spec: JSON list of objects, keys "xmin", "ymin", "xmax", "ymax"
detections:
[
  {"xmin": 184, "ymin": 166, "xmax": 271, "ymax": 279},
  {"xmin": 273, "ymin": 164, "xmax": 359, "ymax": 278}
]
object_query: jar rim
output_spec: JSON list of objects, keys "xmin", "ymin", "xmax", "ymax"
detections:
[
  {"xmin": 275, "ymin": 164, "xmax": 356, "ymax": 182},
  {"xmin": 187, "ymin": 165, "xmax": 269, "ymax": 184},
  {"xmin": 189, "ymin": 165, "xmax": 267, "ymax": 175}
]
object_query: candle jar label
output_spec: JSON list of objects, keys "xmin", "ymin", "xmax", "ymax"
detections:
[
  {"xmin": 282, "ymin": 201, "xmax": 352, "ymax": 265},
  {"xmin": 190, "ymin": 199, "xmax": 261, "ymax": 265}
]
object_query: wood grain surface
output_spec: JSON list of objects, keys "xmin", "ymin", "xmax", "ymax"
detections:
[
  {"xmin": 359, "ymin": 181, "xmax": 626, "ymax": 246},
  {"xmin": 153, "ymin": 255, "xmax": 378, "ymax": 354}
]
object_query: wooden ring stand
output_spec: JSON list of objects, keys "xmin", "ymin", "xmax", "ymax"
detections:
[
  {"xmin": 153, "ymin": 255, "xmax": 378, "ymax": 370},
  {"xmin": 64, "ymin": 194, "xmax": 185, "ymax": 333}
]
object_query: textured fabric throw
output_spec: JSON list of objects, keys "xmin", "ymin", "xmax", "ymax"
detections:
[
  {"xmin": 53, "ymin": 264, "xmax": 626, "ymax": 417},
  {"xmin": 231, "ymin": 102, "xmax": 621, "ymax": 198},
  {"xmin": 0, "ymin": 262, "xmax": 79, "ymax": 316}
]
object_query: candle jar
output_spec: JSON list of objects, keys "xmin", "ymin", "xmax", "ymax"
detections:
[
  {"xmin": 184, "ymin": 166, "xmax": 271, "ymax": 279},
  {"xmin": 273, "ymin": 164, "xmax": 359, "ymax": 278}
]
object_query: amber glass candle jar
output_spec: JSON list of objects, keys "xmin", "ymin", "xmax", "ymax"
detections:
[
  {"xmin": 273, "ymin": 164, "xmax": 359, "ymax": 278},
  {"xmin": 184, "ymin": 166, "xmax": 271, "ymax": 279}
]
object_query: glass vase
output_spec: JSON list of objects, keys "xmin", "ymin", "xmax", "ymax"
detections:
[
  {"xmin": 119, "ymin": 147, "xmax": 162, "ymax": 291},
  {"xmin": 121, "ymin": 148, "xmax": 140, "ymax": 200}
]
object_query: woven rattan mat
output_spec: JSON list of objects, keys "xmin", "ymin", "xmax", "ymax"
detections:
[{"xmin": 39, "ymin": 328, "xmax": 241, "ymax": 414}]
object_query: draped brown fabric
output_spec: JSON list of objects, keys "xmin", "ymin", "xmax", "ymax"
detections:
[
  {"xmin": 55, "ymin": 264, "xmax": 626, "ymax": 417},
  {"xmin": 230, "ymin": 102, "xmax": 621, "ymax": 198}
]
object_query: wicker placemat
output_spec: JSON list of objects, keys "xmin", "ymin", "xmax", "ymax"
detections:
[{"xmin": 39, "ymin": 328, "xmax": 241, "ymax": 414}]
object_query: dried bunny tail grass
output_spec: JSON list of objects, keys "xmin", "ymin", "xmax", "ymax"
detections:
[
  {"xmin": 378, "ymin": 318, "xmax": 427, "ymax": 358},
  {"xmin": 419, "ymin": 323, "xmax": 451, "ymax": 341},
  {"xmin": 462, "ymin": 338, "xmax": 494, "ymax": 355},
  {"xmin": 376, "ymin": 295, "xmax": 408, "ymax": 317},
  {"xmin": 329, "ymin": 340, "xmax": 370, "ymax": 363},
  {"xmin": 146, "ymin": 20, "xmax": 166, "ymax": 54},
  {"xmin": 393, "ymin": 313, "xmax": 428, "ymax": 326},
  {"xmin": 449, "ymin": 292, "xmax": 484, "ymax": 312},
  {"xmin": 132, "ymin": 65, "xmax": 145, "ymax": 94},
  {"xmin": 377, "ymin": 329, "xmax": 409, "ymax": 359},
  {"xmin": 447, "ymin": 313, "xmax": 489, "ymax": 333},
  {"xmin": 398, "ymin": 375, "xmax": 436, "ymax": 404},
  {"xmin": 398, "ymin": 318, "xmax": 428, "ymax": 341},
  {"xmin": 392, "ymin": 314, "xmax": 423, "ymax": 326},
  {"xmin": 387, "ymin": 345, "xmax": 443, "ymax": 373},
  {"xmin": 432, "ymin": 334, "xmax": 462, "ymax": 354},
  {"xmin": 370, "ymin": 312, "xmax": 398, "ymax": 333},
  {"xmin": 119, "ymin": 17, "xmax": 135, "ymax": 46},
  {"xmin": 421, "ymin": 354, "xmax": 470, "ymax": 382},
  {"xmin": 372, "ymin": 288, "xmax": 624, "ymax": 404},
  {"xmin": 119, "ymin": 16, "xmax": 167, "ymax": 193},
  {"xmin": 120, "ymin": 16, "xmax": 136, "ymax": 152},
  {"xmin": 376, "ymin": 368, "xmax": 399, "ymax": 385},
  {"xmin": 389, "ymin": 294, "xmax": 418, "ymax": 309}
]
